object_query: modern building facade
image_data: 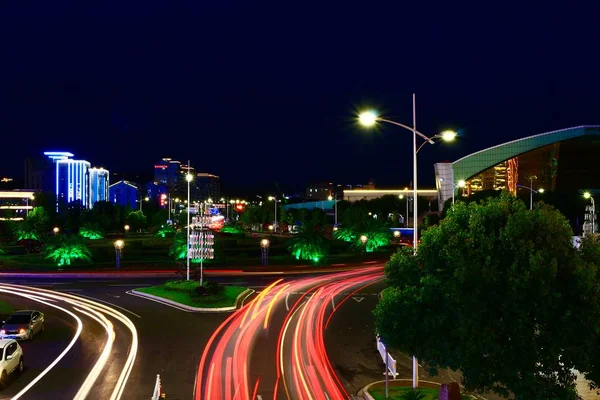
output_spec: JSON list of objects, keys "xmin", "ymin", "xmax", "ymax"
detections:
[
  {"xmin": 109, "ymin": 180, "xmax": 138, "ymax": 209},
  {"xmin": 154, "ymin": 158, "xmax": 182, "ymax": 187},
  {"xmin": 195, "ymin": 173, "xmax": 220, "ymax": 201},
  {"xmin": 55, "ymin": 158, "xmax": 91, "ymax": 208},
  {"xmin": 343, "ymin": 189, "xmax": 438, "ymax": 203},
  {"xmin": 434, "ymin": 126, "xmax": 600, "ymax": 209},
  {"xmin": 89, "ymin": 168, "xmax": 109, "ymax": 206},
  {"xmin": 0, "ymin": 190, "xmax": 35, "ymax": 221}
]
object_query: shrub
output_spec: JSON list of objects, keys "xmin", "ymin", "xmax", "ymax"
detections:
[
  {"xmin": 194, "ymin": 285, "xmax": 207, "ymax": 296},
  {"xmin": 401, "ymin": 389, "xmax": 426, "ymax": 400},
  {"xmin": 204, "ymin": 281, "xmax": 225, "ymax": 296},
  {"xmin": 164, "ymin": 280, "xmax": 198, "ymax": 293}
]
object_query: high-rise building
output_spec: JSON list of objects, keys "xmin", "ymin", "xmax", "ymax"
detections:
[
  {"xmin": 194, "ymin": 173, "xmax": 220, "ymax": 201},
  {"xmin": 154, "ymin": 158, "xmax": 182, "ymax": 187},
  {"xmin": 56, "ymin": 158, "xmax": 91, "ymax": 207},
  {"xmin": 109, "ymin": 180, "xmax": 138, "ymax": 209},
  {"xmin": 89, "ymin": 168, "xmax": 109, "ymax": 206}
]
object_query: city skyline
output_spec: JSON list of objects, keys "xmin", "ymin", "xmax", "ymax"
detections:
[{"xmin": 2, "ymin": 3, "xmax": 600, "ymax": 190}]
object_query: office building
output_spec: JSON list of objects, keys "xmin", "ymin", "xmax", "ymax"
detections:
[
  {"xmin": 109, "ymin": 180, "xmax": 138, "ymax": 209},
  {"xmin": 89, "ymin": 168, "xmax": 109, "ymax": 206},
  {"xmin": 194, "ymin": 173, "xmax": 220, "ymax": 201},
  {"xmin": 55, "ymin": 158, "xmax": 91, "ymax": 207},
  {"xmin": 154, "ymin": 158, "xmax": 182, "ymax": 187},
  {"xmin": 0, "ymin": 190, "xmax": 35, "ymax": 221}
]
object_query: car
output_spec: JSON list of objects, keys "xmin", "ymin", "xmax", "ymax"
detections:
[
  {"xmin": 0, "ymin": 339, "xmax": 24, "ymax": 388},
  {"xmin": 0, "ymin": 310, "xmax": 45, "ymax": 340}
]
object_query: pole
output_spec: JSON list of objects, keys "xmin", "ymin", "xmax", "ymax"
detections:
[
  {"xmin": 406, "ymin": 197, "xmax": 409, "ymax": 227},
  {"xmin": 385, "ymin": 348, "xmax": 389, "ymax": 398},
  {"xmin": 334, "ymin": 195, "xmax": 338, "ymax": 225},
  {"xmin": 530, "ymin": 178, "xmax": 533, "ymax": 210},
  {"xmin": 592, "ymin": 197, "xmax": 596, "ymax": 235},
  {"xmin": 116, "ymin": 248, "xmax": 120, "ymax": 270},
  {"xmin": 274, "ymin": 199, "xmax": 277, "ymax": 233},
  {"xmin": 200, "ymin": 203, "xmax": 204, "ymax": 286},
  {"xmin": 452, "ymin": 182, "xmax": 455, "ymax": 205},
  {"xmin": 168, "ymin": 195, "xmax": 171, "ymax": 222},
  {"xmin": 186, "ymin": 174, "xmax": 191, "ymax": 281},
  {"xmin": 412, "ymin": 93, "xmax": 419, "ymax": 389}
]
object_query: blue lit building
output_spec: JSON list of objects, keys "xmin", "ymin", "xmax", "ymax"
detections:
[
  {"xmin": 89, "ymin": 168, "xmax": 109, "ymax": 206},
  {"xmin": 109, "ymin": 180, "xmax": 138, "ymax": 209},
  {"xmin": 154, "ymin": 158, "xmax": 182, "ymax": 187}
]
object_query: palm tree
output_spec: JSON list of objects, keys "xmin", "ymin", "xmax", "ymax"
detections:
[
  {"xmin": 79, "ymin": 224, "xmax": 104, "ymax": 240},
  {"xmin": 43, "ymin": 234, "xmax": 92, "ymax": 267},
  {"xmin": 12, "ymin": 207, "xmax": 50, "ymax": 242},
  {"xmin": 287, "ymin": 221, "xmax": 329, "ymax": 262},
  {"xmin": 169, "ymin": 231, "xmax": 187, "ymax": 260},
  {"xmin": 356, "ymin": 218, "xmax": 390, "ymax": 252}
]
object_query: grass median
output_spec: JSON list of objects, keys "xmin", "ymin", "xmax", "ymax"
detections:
[
  {"xmin": 136, "ymin": 280, "xmax": 248, "ymax": 309},
  {"xmin": 0, "ymin": 300, "xmax": 14, "ymax": 316},
  {"xmin": 368, "ymin": 386, "xmax": 475, "ymax": 400}
]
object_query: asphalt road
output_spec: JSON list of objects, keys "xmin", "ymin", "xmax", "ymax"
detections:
[{"xmin": 0, "ymin": 286, "xmax": 136, "ymax": 400}]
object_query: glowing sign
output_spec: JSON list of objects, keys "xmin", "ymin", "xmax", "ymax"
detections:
[
  {"xmin": 154, "ymin": 165, "xmax": 168, "ymax": 169},
  {"xmin": 235, "ymin": 204, "xmax": 245, "ymax": 212}
]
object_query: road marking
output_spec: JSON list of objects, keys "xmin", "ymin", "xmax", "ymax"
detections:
[
  {"xmin": 352, "ymin": 297, "xmax": 365, "ymax": 303},
  {"xmin": 126, "ymin": 290, "xmax": 193, "ymax": 313},
  {"xmin": 109, "ymin": 284, "xmax": 151, "ymax": 287},
  {"xmin": 71, "ymin": 292, "xmax": 142, "ymax": 318},
  {"xmin": 331, "ymin": 296, "xmax": 335, "ymax": 310},
  {"xmin": 285, "ymin": 292, "xmax": 291, "ymax": 311},
  {"xmin": 106, "ymin": 293, "xmax": 121, "ymax": 298},
  {"xmin": 59, "ymin": 288, "xmax": 84, "ymax": 291}
]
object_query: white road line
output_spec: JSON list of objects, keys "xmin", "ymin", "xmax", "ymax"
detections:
[
  {"xmin": 126, "ymin": 291, "xmax": 193, "ymax": 312},
  {"xmin": 0, "ymin": 287, "xmax": 83, "ymax": 400},
  {"xmin": 58, "ymin": 288, "xmax": 84, "ymax": 291},
  {"xmin": 70, "ymin": 292, "xmax": 142, "ymax": 318},
  {"xmin": 285, "ymin": 292, "xmax": 291, "ymax": 311}
]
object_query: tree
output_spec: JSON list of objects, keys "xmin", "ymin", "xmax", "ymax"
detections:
[
  {"xmin": 126, "ymin": 210, "xmax": 147, "ymax": 231},
  {"xmin": 374, "ymin": 193, "xmax": 600, "ymax": 399},
  {"xmin": 287, "ymin": 221, "xmax": 329, "ymax": 262},
  {"xmin": 169, "ymin": 231, "xmax": 187, "ymax": 260},
  {"xmin": 79, "ymin": 224, "xmax": 104, "ymax": 240},
  {"xmin": 13, "ymin": 207, "xmax": 50, "ymax": 241},
  {"xmin": 43, "ymin": 234, "xmax": 92, "ymax": 267},
  {"xmin": 155, "ymin": 224, "xmax": 176, "ymax": 238}
]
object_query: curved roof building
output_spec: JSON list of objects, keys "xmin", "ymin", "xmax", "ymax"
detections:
[{"xmin": 434, "ymin": 126, "xmax": 600, "ymax": 209}]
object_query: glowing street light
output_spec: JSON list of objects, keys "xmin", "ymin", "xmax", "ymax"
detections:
[
  {"xmin": 268, "ymin": 196, "xmax": 278, "ymax": 233},
  {"xmin": 260, "ymin": 238, "xmax": 270, "ymax": 266},
  {"xmin": 53, "ymin": 227, "xmax": 60, "ymax": 235},
  {"xmin": 124, "ymin": 225, "xmax": 130, "ymax": 233},
  {"xmin": 358, "ymin": 110, "xmax": 378, "ymax": 127},
  {"xmin": 114, "ymin": 240, "xmax": 125, "ymax": 270},
  {"xmin": 439, "ymin": 178, "xmax": 466, "ymax": 205},
  {"xmin": 328, "ymin": 194, "xmax": 338, "ymax": 226},
  {"xmin": 186, "ymin": 171, "xmax": 193, "ymax": 281},
  {"xmin": 360, "ymin": 235, "xmax": 368, "ymax": 244}
]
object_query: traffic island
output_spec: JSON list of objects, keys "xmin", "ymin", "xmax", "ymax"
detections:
[
  {"xmin": 360, "ymin": 379, "xmax": 477, "ymax": 400},
  {"xmin": 131, "ymin": 280, "xmax": 253, "ymax": 312}
]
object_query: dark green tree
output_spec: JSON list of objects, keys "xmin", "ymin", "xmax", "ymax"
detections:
[
  {"xmin": 374, "ymin": 193, "xmax": 600, "ymax": 399},
  {"xmin": 126, "ymin": 210, "xmax": 147, "ymax": 231},
  {"xmin": 13, "ymin": 207, "xmax": 50, "ymax": 241},
  {"xmin": 43, "ymin": 234, "xmax": 92, "ymax": 267},
  {"xmin": 287, "ymin": 221, "xmax": 329, "ymax": 262}
]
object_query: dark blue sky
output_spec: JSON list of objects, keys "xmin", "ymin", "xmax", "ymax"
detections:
[{"xmin": 2, "ymin": 2, "xmax": 600, "ymax": 193}]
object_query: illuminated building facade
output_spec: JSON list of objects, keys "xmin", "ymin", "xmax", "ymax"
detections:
[
  {"xmin": 434, "ymin": 126, "xmax": 600, "ymax": 209},
  {"xmin": 89, "ymin": 168, "xmax": 109, "ymax": 206},
  {"xmin": 56, "ymin": 159, "xmax": 91, "ymax": 207},
  {"xmin": 0, "ymin": 190, "xmax": 35, "ymax": 221},
  {"xmin": 194, "ymin": 173, "xmax": 220, "ymax": 201},
  {"xmin": 109, "ymin": 180, "xmax": 138, "ymax": 209},
  {"xmin": 154, "ymin": 158, "xmax": 182, "ymax": 187}
]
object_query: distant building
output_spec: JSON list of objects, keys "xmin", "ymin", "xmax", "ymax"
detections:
[
  {"xmin": 0, "ymin": 190, "xmax": 35, "ymax": 221},
  {"xmin": 305, "ymin": 182, "xmax": 333, "ymax": 200},
  {"xmin": 109, "ymin": 180, "xmax": 138, "ymax": 209},
  {"xmin": 194, "ymin": 173, "xmax": 220, "ymax": 201},
  {"xmin": 154, "ymin": 158, "xmax": 182, "ymax": 187},
  {"xmin": 0, "ymin": 177, "xmax": 17, "ymax": 190},
  {"xmin": 25, "ymin": 154, "xmax": 63, "ymax": 192},
  {"xmin": 55, "ymin": 158, "xmax": 91, "ymax": 208},
  {"xmin": 89, "ymin": 168, "xmax": 109, "ymax": 206}
]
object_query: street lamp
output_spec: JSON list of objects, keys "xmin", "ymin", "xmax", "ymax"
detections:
[
  {"xmin": 359, "ymin": 96, "xmax": 456, "ymax": 391},
  {"xmin": 186, "ymin": 172, "xmax": 194, "ymax": 281},
  {"xmin": 124, "ymin": 225, "xmax": 130, "ymax": 235},
  {"xmin": 358, "ymin": 96, "xmax": 456, "ymax": 256},
  {"xmin": 393, "ymin": 230, "xmax": 401, "ymax": 245},
  {"xmin": 439, "ymin": 178, "xmax": 466, "ymax": 205},
  {"xmin": 53, "ymin": 227, "xmax": 60, "ymax": 235},
  {"xmin": 516, "ymin": 178, "xmax": 544, "ymax": 210},
  {"xmin": 268, "ymin": 196, "xmax": 278, "ymax": 233},
  {"xmin": 260, "ymin": 238, "xmax": 270, "ymax": 266},
  {"xmin": 584, "ymin": 192, "xmax": 596, "ymax": 235},
  {"xmin": 114, "ymin": 240, "xmax": 124, "ymax": 270},
  {"xmin": 328, "ymin": 194, "xmax": 338, "ymax": 226}
]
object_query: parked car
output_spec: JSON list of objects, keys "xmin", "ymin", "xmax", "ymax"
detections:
[
  {"xmin": 0, "ymin": 311, "xmax": 45, "ymax": 340},
  {"xmin": 0, "ymin": 339, "xmax": 24, "ymax": 387}
]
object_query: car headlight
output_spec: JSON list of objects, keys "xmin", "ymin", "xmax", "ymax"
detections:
[{"xmin": 19, "ymin": 328, "xmax": 26, "ymax": 335}]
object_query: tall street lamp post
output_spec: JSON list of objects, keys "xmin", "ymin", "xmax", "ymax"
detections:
[
  {"xmin": 584, "ymin": 192, "xmax": 596, "ymax": 235},
  {"xmin": 328, "ymin": 194, "xmax": 338, "ymax": 226},
  {"xmin": 186, "ymin": 172, "xmax": 194, "ymax": 281},
  {"xmin": 114, "ymin": 239, "xmax": 124, "ymax": 270},
  {"xmin": 359, "ymin": 96, "xmax": 456, "ymax": 255},
  {"xmin": 439, "ymin": 178, "xmax": 466, "ymax": 205},
  {"xmin": 260, "ymin": 238, "xmax": 270, "ymax": 266},
  {"xmin": 359, "ymin": 95, "xmax": 457, "ymax": 390},
  {"xmin": 399, "ymin": 195, "xmax": 410, "ymax": 227},
  {"xmin": 516, "ymin": 183, "xmax": 544, "ymax": 210},
  {"xmin": 268, "ymin": 196, "xmax": 278, "ymax": 233}
]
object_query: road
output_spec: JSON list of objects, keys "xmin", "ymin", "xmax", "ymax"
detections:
[
  {"xmin": 195, "ymin": 266, "xmax": 385, "ymax": 399},
  {"xmin": 0, "ymin": 284, "xmax": 137, "ymax": 400}
]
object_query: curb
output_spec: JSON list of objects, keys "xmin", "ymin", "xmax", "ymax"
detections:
[
  {"xmin": 358, "ymin": 379, "xmax": 441, "ymax": 400},
  {"xmin": 129, "ymin": 288, "xmax": 255, "ymax": 313}
]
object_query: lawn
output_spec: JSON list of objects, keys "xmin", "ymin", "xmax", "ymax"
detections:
[
  {"xmin": 0, "ymin": 300, "xmax": 14, "ymax": 316},
  {"xmin": 369, "ymin": 386, "xmax": 474, "ymax": 400},
  {"xmin": 136, "ymin": 281, "xmax": 248, "ymax": 308}
]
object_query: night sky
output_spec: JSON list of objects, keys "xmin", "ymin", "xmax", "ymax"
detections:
[{"xmin": 2, "ymin": 3, "xmax": 600, "ymax": 194}]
